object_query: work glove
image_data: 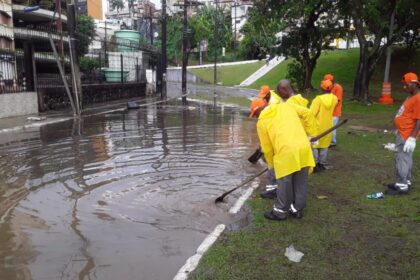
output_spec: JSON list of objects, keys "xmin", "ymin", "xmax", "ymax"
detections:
[
  {"xmin": 308, "ymin": 137, "xmax": 319, "ymax": 146},
  {"xmin": 403, "ymin": 137, "xmax": 416, "ymax": 153}
]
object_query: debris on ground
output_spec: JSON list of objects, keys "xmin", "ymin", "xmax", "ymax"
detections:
[
  {"xmin": 366, "ymin": 192, "xmax": 384, "ymax": 199},
  {"xmin": 317, "ymin": 195, "xmax": 328, "ymax": 200},
  {"xmin": 383, "ymin": 143, "xmax": 396, "ymax": 152},
  {"xmin": 284, "ymin": 245, "xmax": 304, "ymax": 263}
]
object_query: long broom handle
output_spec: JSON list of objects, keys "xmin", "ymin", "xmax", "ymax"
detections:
[
  {"xmin": 215, "ymin": 168, "xmax": 268, "ymax": 203},
  {"xmin": 311, "ymin": 119, "xmax": 348, "ymax": 142}
]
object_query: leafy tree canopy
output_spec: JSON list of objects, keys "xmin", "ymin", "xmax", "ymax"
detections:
[{"xmin": 75, "ymin": 15, "xmax": 96, "ymax": 57}]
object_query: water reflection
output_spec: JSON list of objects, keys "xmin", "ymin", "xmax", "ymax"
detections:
[{"xmin": 0, "ymin": 102, "xmax": 260, "ymax": 280}]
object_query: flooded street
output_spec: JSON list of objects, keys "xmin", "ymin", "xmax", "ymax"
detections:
[{"xmin": 0, "ymin": 100, "xmax": 261, "ymax": 280}]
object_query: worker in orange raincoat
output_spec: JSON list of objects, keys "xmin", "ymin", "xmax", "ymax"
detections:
[
  {"xmin": 310, "ymin": 79, "xmax": 338, "ymax": 172},
  {"xmin": 324, "ymin": 74, "xmax": 344, "ymax": 147},
  {"xmin": 250, "ymin": 99, "xmax": 315, "ymax": 221},
  {"xmin": 386, "ymin": 72, "xmax": 420, "ymax": 195}
]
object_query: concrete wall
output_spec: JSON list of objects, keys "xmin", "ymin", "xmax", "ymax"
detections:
[
  {"xmin": 166, "ymin": 68, "xmax": 208, "ymax": 84},
  {"xmin": 0, "ymin": 92, "xmax": 38, "ymax": 118}
]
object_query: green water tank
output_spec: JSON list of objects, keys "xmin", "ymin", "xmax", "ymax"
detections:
[{"xmin": 115, "ymin": 30, "xmax": 141, "ymax": 52}]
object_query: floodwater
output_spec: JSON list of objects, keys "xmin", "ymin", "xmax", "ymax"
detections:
[{"xmin": 0, "ymin": 101, "xmax": 261, "ymax": 280}]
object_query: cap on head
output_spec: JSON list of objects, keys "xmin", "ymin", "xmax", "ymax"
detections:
[
  {"xmin": 402, "ymin": 72, "xmax": 419, "ymax": 84},
  {"xmin": 258, "ymin": 85, "xmax": 271, "ymax": 99},
  {"xmin": 249, "ymin": 98, "xmax": 267, "ymax": 118},
  {"xmin": 324, "ymin": 74, "xmax": 334, "ymax": 82},
  {"xmin": 321, "ymin": 79, "xmax": 333, "ymax": 91}
]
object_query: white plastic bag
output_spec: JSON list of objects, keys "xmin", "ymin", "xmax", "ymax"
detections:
[{"xmin": 285, "ymin": 245, "xmax": 304, "ymax": 263}]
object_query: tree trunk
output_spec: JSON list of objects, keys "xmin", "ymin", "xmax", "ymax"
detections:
[
  {"xmin": 353, "ymin": 42, "xmax": 368, "ymax": 100},
  {"xmin": 303, "ymin": 59, "xmax": 315, "ymax": 90}
]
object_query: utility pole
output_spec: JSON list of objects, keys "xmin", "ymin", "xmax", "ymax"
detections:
[
  {"xmin": 160, "ymin": 0, "xmax": 167, "ymax": 99},
  {"xmin": 67, "ymin": 0, "xmax": 82, "ymax": 115},
  {"xmin": 181, "ymin": 2, "xmax": 188, "ymax": 105},
  {"xmin": 149, "ymin": 6, "xmax": 154, "ymax": 45},
  {"xmin": 104, "ymin": 19, "xmax": 108, "ymax": 67},
  {"xmin": 213, "ymin": 0, "xmax": 218, "ymax": 85},
  {"xmin": 175, "ymin": 1, "xmax": 203, "ymax": 104},
  {"xmin": 233, "ymin": 0, "xmax": 237, "ymax": 58}
]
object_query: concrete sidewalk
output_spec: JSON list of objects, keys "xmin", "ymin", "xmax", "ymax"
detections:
[{"xmin": 0, "ymin": 96, "xmax": 156, "ymax": 134}]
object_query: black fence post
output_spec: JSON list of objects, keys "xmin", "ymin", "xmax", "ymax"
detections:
[
  {"xmin": 120, "ymin": 54, "xmax": 124, "ymax": 84},
  {"xmin": 136, "ymin": 57, "xmax": 139, "ymax": 83}
]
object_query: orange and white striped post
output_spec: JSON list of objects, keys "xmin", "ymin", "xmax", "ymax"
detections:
[{"xmin": 378, "ymin": 82, "xmax": 394, "ymax": 105}]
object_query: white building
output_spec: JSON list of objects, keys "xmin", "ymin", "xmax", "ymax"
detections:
[{"xmin": 231, "ymin": 1, "xmax": 253, "ymax": 41}]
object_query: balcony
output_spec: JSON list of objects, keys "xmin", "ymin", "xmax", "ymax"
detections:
[
  {"xmin": 13, "ymin": 27, "xmax": 68, "ymax": 42},
  {"xmin": 12, "ymin": 4, "xmax": 67, "ymax": 24},
  {"xmin": 0, "ymin": 24, "xmax": 14, "ymax": 39}
]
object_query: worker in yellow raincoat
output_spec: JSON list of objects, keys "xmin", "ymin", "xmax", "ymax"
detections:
[
  {"xmin": 250, "ymin": 99, "xmax": 315, "ymax": 221},
  {"xmin": 277, "ymin": 79, "xmax": 318, "ymax": 137},
  {"xmin": 258, "ymin": 79, "xmax": 319, "ymax": 201},
  {"xmin": 253, "ymin": 86, "xmax": 282, "ymax": 196},
  {"xmin": 257, "ymin": 85, "xmax": 282, "ymax": 105},
  {"xmin": 310, "ymin": 79, "xmax": 338, "ymax": 172}
]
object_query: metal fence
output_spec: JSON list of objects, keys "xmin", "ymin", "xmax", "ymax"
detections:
[
  {"xmin": 81, "ymin": 37, "xmax": 159, "ymax": 86},
  {"xmin": 0, "ymin": 49, "xmax": 31, "ymax": 94},
  {"xmin": 0, "ymin": 26, "xmax": 161, "ymax": 102}
]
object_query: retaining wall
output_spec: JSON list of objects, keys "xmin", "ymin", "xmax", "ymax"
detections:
[{"xmin": 0, "ymin": 92, "xmax": 38, "ymax": 118}]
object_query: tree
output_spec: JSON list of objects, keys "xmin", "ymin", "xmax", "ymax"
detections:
[
  {"xmin": 239, "ymin": 2, "xmax": 282, "ymax": 60},
  {"xmin": 166, "ymin": 15, "xmax": 183, "ymax": 64},
  {"xmin": 277, "ymin": 0, "xmax": 345, "ymax": 90},
  {"xmin": 75, "ymin": 15, "xmax": 95, "ymax": 57},
  {"xmin": 190, "ymin": 5, "xmax": 232, "ymax": 61},
  {"xmin": 109, "ymin": 0, "xmax": 124, "ymax": 12},
  {"xmin": 341, "ymin": 0, "xmax": 420, "ymax": 100}
]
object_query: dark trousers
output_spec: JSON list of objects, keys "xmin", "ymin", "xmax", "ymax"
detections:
[{"xmin": 272, "ymin": 167, "xmax": 308, "ymax": 218}]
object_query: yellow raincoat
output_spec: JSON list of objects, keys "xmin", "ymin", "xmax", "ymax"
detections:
[
  {"xmin": 257, "ymin": 103, "xmax": 315, "ymax": 179},
  {"xmin": 269, "ymin": 90, "xmax": 282, "ymax": 105},
  {"xmin": 287, "ymin": 94, "xmax": 309, "ymax": 107},
  {"xmin": 286, "ymin": 94, "xmax": 318, "ymax": 137},
  {"xmin": 310, "ymin": 93, "xmax": 338, "ymax": 148}
]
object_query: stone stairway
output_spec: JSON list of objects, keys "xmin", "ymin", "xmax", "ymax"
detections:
[{"xmin": 239, "ymin": 56, "xmax": 285, "ymax": 87}]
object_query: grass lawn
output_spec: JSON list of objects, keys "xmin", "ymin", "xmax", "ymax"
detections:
[
  {"xmin": 190, "ymin": 103, "xmax": 420, "ymax": 279},
  {"xmin": 250, "ymin": 48, "xmax": 419, "ymax": 102},
  {"xmin": 188, "ymin": 50, "xmax": 420, "ymax": 279},
  {"xmin": 190, "ymin": 61, "xmax": 265, "ymax": 86}
]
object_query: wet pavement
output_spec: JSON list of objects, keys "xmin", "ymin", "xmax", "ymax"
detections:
[{"xmin": 0, "ymin": 95, "xmax": 262, "ymax": 280}]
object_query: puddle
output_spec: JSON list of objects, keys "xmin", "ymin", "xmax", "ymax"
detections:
[{"xmin": 0, "ymin": 101, "xmax": 261, "ymax": 280}]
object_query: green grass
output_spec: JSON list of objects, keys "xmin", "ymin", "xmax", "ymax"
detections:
[
  {"xmin": 190, "ymin": 61, "xmax": 265, "ymax": 86},
  {"xmin": 190, "ymin": 76, "xmax": 420, "ymax": 279},
  {"xmin": 191, "ymin": 107, "xmax": 420, "ymax": 279},
  {"xmin": 250, "ymin": 48, "xmax": 419, "ymax": 102}
]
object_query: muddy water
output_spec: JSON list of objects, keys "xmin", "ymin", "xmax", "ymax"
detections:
[{"xmin": 0, "ymin": 102, "xmax": 261, "ymax": 280}]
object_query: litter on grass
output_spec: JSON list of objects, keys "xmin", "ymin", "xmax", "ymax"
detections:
[
  {"xmin": 383, "ymin": 143, "xmax": 396, "ymax": 152},
  {"xmin": 285, "ymin": 245, "xmax": 304, "ymax": 263},
  {"xmin": 317, "ymin": 195, "xmax": 328, "ymax": 200}
]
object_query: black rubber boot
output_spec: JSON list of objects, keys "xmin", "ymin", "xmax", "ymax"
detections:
[
  {"xmin": 289, "ymin": 210, "xmax": 304, "ymax": 219},
  {"xmin": 260, "ymin": 190, "xmax": 277, "ymax": 199},
  {"xmin": 264, "ymin": 210, "xmax": 287, "ymax": 221}
]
